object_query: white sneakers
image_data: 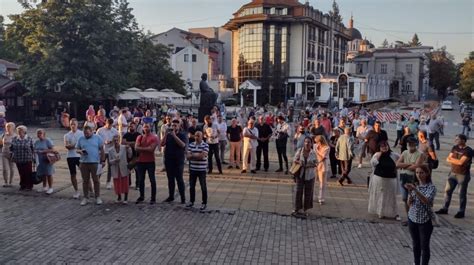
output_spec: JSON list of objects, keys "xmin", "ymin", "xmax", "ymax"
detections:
[
  {"xmin": 80, "ymin": 197, "xmax": 103, "ymax": 205},
  {"xmin": 80, "ymin": 198, "xmax": 88, "ymax": 206},
  {"xmin": 357, "ymin": 164, "xmax": 362, "ymax": 169},
  {"xmin": 37, "ymin": 187, "xmax": 50, "ymax": 193},
  {"xmin": 46, "ymin": 188, "xmax": 54, "ymax": 195},
  {"xmin": 106, "ymin": 182, "xmax": 112, "ymax": 190},
  {"xmin": 73, "ymin": 191, "xmax": 81, "ymax": 199}
]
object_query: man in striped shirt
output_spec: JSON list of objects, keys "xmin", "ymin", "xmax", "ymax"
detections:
[{"xmin": 186, "ymin": 131, "xmax": 209, "ymax": 211}]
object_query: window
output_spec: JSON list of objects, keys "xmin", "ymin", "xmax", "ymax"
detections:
[
  {"xmin": 184, "ymin": 54, "xmax": 189, "ymax": 62},
  {"xmin": 316, "ymin": 83, "xmax": 321, "ymax": 97},
  {"xmin": 349, "ymin": 82, "xmax": 354, "ymax": 98},
  {"xmin": 192, "ymin": 54, "xmax": 197, "ymax": 62},
  {"xmin": 356, "ymin": 63, "xmax": 363, "ymax": 74},
  {"xmin": 406, "ymin": 81, "xmax": 412, "ymax": 91},
  {"xmin": 307, "ymin": 84, "xmax": 315, "ymax": 100},
  {"xmin": 406, "ymin": 64, "xmax": 413, "ymax": 74},
  {"xmin": 380, "ymin": 64, "xmax": 387, "ymax": 74}
]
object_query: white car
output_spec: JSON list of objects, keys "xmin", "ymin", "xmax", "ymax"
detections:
[{"xmin": 441, "ymin": 101, "xmax": 453, "ymax": 111}]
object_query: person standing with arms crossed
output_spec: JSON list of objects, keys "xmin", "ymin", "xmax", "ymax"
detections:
[
  {"xmin": 242, "ymin": 118, "xmax": 259, "ymax": 174},
  {"xmin": 186, "ymin": 131, "xmax": 209, "ymax": 211},
  {"xmin": 255, "ymin": 115, "xmax": 272, "ymax": 172}
]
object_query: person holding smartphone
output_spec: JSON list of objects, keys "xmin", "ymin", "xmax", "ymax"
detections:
[{"xmin": 405, "ymin": 165, "xmax": 436, "ymax": 265}]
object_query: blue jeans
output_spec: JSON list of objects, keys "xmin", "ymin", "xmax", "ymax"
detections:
[
  {"xmin": 442, "ymin": 173, "xmax": 470, "ymax": 213},
  {"xmin": 165, "ymin": 158, "xmax": 185, "ymax": 201},
  {"xmin": 408, "ymin": 219, "xmax": 433, "ymax": 265},
  {"xmin": 136, "ymin": 162, "xmax": 157, "ymax": 201},
  {"xmin": 462, "ymin": 125, "xmax": 470, "ymax": 137}
]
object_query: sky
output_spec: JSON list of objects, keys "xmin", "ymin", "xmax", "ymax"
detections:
[{"xmin": 1, "ymin": 0, "xmax": 473, "ymax": 62}]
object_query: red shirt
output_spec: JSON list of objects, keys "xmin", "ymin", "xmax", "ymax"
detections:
[
  {"xmin": 136, "ymin": 133, "xmax": 159, "ymax": 163},
  {"xmin": 321, "ymin": 118, "xmax": 332, "ymax": 135}
]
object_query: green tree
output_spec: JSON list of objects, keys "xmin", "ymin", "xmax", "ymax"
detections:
[
  {"xmin": 329, "ymin": 0, "xmax": 343, "ymax": 24},
  {"xmin": 4, "ymin": 0, "xmax": 185, "ymax": 101},
  {"xmin": 458, "ymin": 51, "xmax": 474, "ymax": 102},
  {"xmin": 409, "ymin": 33, "xmax": 421, "ymax": 47},
  {"xmin": 429, "ymin": 47, "xmax": 456, "ymax": 99}
]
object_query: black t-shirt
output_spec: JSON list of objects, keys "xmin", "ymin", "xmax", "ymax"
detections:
[
  {"xmin": 450, "ymin": 145, "xmax": 473, "ymax": 175},
  {"xmin": 187, "ymin": 126, "xmax": 201, "ymax": 143},
  {"xmin": 227, "ymin": 125, "xmax": 242, "ymax": 142},
  {"xmin": 310, "ymin": 126, "xmax": 325, "ymax": 137},
  {"xmin": 255, "ymin": 123, "xmax": 273, "ymax": 142},
  {"xmin": 366, "ymin": 130, "xmax": 388, "ymax": 154},
  {"xmin": 164, "ymin": 132, "xmax": 187, "ymax": 160},
  {"xmin": 123, "ymin": 131, "xmax": 141, "ymax": 156}
]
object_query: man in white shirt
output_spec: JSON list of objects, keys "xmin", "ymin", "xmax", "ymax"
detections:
[
  {"xmin": 96, "ymin": 118, "xmax": 119, "ymax": 189},
  {"xmin": 117, "ymin": 109, "xmax": 128, "ymax": 136},
  {"xmin": 428, "ymin": 115, "xmax": 443, "ymax": 150},
  {"xmin": 242, "ymin": 118, "xmax": 259, "ymax": 174},
  {"xmin": 356, "ymin": 119, "xmax": 372, "ymax": 168},
  {"xmin": 64, "ymin": 119, "xmax": 85, "ymax": 199},
  {"xmin": 216, "ymin": 115, "xmax": 228, "ymax": 164}
]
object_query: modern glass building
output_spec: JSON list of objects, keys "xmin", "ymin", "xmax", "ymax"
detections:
[{"xmin": 224, "ymin": 0, "xmax": 351, "ymax": 105}]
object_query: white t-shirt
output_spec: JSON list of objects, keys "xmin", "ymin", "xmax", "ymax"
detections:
[
  {"xmin": 96, "ymin": 127, "xmax": 119, "ymax": 151},
  {"xmin": 243, "ymin": 127, "xmax": 259, "ymax": 148},
  {"xmin": 216, "ymin": 121, "xmax": 227, "ymax": 141},
  {"xmin": 64, "ymin": 130, "xmax": 84, "ymax": 158}
]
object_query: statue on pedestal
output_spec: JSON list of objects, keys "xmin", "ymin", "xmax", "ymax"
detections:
[{"xmin": 198, "ymin": 73, "xmax": 217, "ymax": 122}]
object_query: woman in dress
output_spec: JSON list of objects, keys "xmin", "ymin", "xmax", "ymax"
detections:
[
  {"xmin": 292, "ymin": 137, "xmax": 318, "ymax": 217},
  {"xmin": 34, "ymin": 129, "xmax": 56, "ymax": 194},
  {"xmin": 405, "ymin": 165, "xmax": 437, "ymax": 265},
  {"xmin": 314, "ymin": 135, "xmax": 330, "ymax": 204},
  {"xmin": 368, "ymin": 141, "xmax": 400, "ymax": 219},
  {"xmin": 109, "ymin": 135, "xmax": 132, "ymax": 204},
  {"xmin": 1, "ymin": 122, "xmax": 16, "ymax": 187},
  {"xmin": 11, "ymin": 126, "xmax": 35, "ymax": 191},
  {"xmin": 94, "ymin": 108, "xmax": 106, "ymax": 128}
]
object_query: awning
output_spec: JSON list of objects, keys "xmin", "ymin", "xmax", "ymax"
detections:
[{"xmin": 116, "ymin": 91, "xmax": 141, "ymax": 100}]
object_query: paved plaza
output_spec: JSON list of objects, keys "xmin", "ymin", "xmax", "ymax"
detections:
[{"xmin": 1, "ymin": 105, "xmax": 474, "ymax": 263}]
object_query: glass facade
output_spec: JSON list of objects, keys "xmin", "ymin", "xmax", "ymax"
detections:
[{"xmin": 238, "ymin": 23, "xmax": 288, "ymax": 104}]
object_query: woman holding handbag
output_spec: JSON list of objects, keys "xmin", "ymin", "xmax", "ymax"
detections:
[
  {"xmin": 292, "ymin": 136, "xmax": 318, "ymax": 217},
  {"xmin": 405, "ymin": 165, "xmax": 437, "ymax": 265},
  {"xmin": 10, "ymin": 126, "xmax": 35, "ymax": 191},
  {"xmin": 109, "ymin": 135, "xmax": 132, "ymax": 204},
  {"xmin": 34, "ymin": 129, "xmax": 56, "ymax": 194}
]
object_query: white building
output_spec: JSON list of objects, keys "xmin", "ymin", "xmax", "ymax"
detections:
[{"xmin": 170, "ymin": 46, "xmax": 209, "ymax": 92}]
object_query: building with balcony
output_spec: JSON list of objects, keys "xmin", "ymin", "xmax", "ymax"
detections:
[{"xmin": 223, "ymin": 0, "xmax": 351, "ymax": 105}]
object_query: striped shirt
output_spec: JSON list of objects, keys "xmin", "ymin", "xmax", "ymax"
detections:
[{"xmin": 188, "ymin": 141, "xmax": 209, "ymax": 172}]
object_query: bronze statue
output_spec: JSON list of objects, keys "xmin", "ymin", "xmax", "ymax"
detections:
[{"xmin": 198, "ymin": 73, "xmax": 217, "ymax": 122}]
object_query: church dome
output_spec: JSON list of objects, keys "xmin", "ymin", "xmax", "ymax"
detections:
[{"xmin": 346, "ymin": 28, "xmax": 362, "ymax": 41}]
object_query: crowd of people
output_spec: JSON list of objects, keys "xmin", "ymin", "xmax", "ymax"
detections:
[{"xmin": 0, "ymin": 102, "xmax": 472, "ymax": 265}]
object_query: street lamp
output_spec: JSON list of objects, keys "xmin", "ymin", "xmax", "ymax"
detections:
[{"xmin": 284, "ymin": 80, "xmax": 288, "ymax": 106}]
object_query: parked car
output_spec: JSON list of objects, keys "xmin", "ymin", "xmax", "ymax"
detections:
[
  {"xmin": 441, "ymin": 100, "xmax": 453, "ymax": 111},
  {"xmin": 222, "ymin": 97, "xmax": 239, "ymax": 106}
]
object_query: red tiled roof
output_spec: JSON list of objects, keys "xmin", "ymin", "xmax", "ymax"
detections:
[{"xmin": 243, "ymin": 0, "xmax": 303, "ymax": 7}]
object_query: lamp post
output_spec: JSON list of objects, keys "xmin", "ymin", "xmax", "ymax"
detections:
[
  {"xmin": 284, "ymin": 80, "xmax": 288, "ymax": 106},
  {"xmin": 329, "ymin": 81, "xmax": 333, "ymax": 108}
]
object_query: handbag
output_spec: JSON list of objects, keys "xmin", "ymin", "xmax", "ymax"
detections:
[
  {"xmin": 46, "ymin": 152, "xmax": 61, "ymax": 164},
  {"xmin": 290, "ymin": 148, "xmax": 303, "ymax": 177},
  {"xmin": 427, "ymin": 156, "xmax": 439, "ymax": 169},
  {"xmin": 31, "ymin": 162, "xmax": 43, "ymax": 185}
]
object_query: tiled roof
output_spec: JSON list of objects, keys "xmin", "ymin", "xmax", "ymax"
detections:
[{"xmin": 243, "ymin": 0, "xmax": 303, "ymax": 8}]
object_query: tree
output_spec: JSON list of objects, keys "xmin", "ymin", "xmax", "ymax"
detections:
[
  {"xmin": 458, "ymin": 51, "xmax": 474, "ymax": 102},
  {"xmin": 409, "ymin": 33, "xmax": 421, "ymax": 47},
  {"xmin": 329, "ymin": 0, "xmax": 343, "ymax": 24},
  {"xmin": 380, "ymin": 39, "xmax": 389, "ymax": 48},
  {"xmin": 4, "ymin": 0, "xmax": 185, "ymax": 101},
  {"xmin": 429, "ymin": 46, "xmax": 456, "ymax": 99}
]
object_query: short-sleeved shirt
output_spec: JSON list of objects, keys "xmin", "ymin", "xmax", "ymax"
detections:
[
  {"xmin": 96, "ymin": 127, "xmax": 119, "ymax": 151},
  {"xmin": 136, "ymin": 133, "xmax": 159, "ymax": 163},
  {"xmin": 310, "ymin": 126, "xmax": 326, "ymax": 137},
  {"xmin": 450, "ymin": 145, "xmax": 473, "ymax": 175},
  {"xmin": 76, "ymin": 135, "xmax": 104, "ymax": 163},
  {"xmin": 64, "ymin": 130, "xmax": 84, "ymax": 158},
  {"xmin": 204, "ymin": 124, "xmax": 219, "ymax": 145},
  {"xmin": 123, "ymin": 131, "xmax": 141, "ymax": 156},
  {"xmin": 34, "ymin": 138, "xmax": 54, "ymax": 163},
  {"xmin": 227, "ymin": 125, "xmax": 242, "ymax": 142},
  {"xmin": 164, "ymin": 131, "xmax": 187, "ymax": 160},
  {"xmin": 243, "ymin": 127, "xmax": 259, "ymax": 148},
  {"xmin": 366, "ymin": 130, "xmax": 388, "ymax": 154},
  {"xmin": 418, "ymin": 141, "xmax": 433, "ymax": 161},
  {"xmin": 188, "ymin": 141, "xmax": 209, "ymax": 172},
  {"xmin": 142, "ymin": 116, "xmax": 155, "ymax": 124},
  {"xmin": 400, "ymin": 150, "xmax": 422, "ymax": 176},
  {"xmin": 255, "ymin": 123, "xmax": 273, "ymax": 142}
]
